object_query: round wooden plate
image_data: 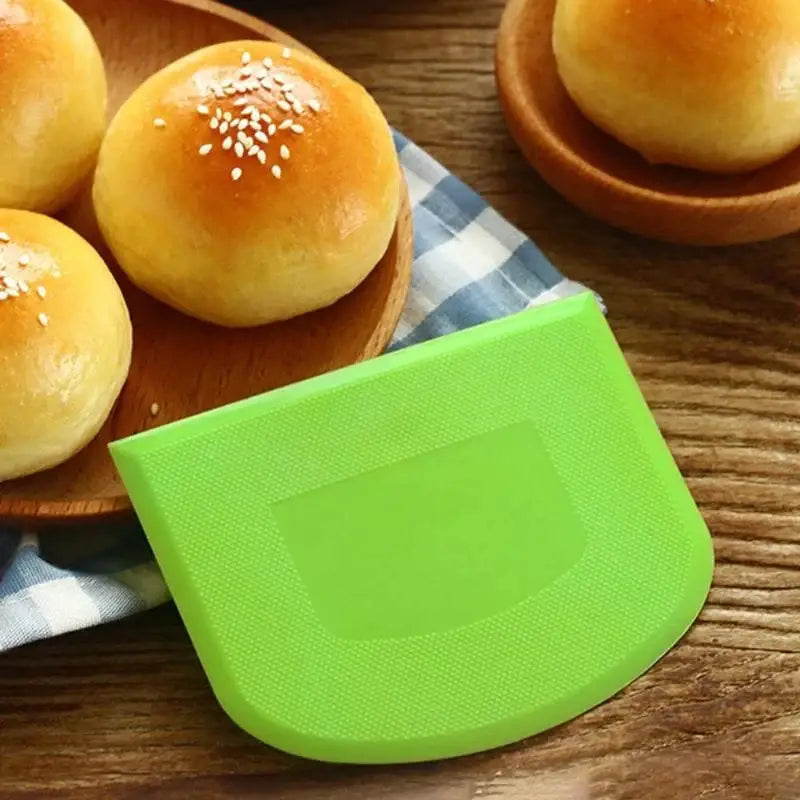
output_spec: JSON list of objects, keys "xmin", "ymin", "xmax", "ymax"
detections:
[
  {"xmin": 496, "ymin": 0, "xmax": 800, "ymax": 246},
  {"xmin": 0, "ymin": 0, "xmax": 413, "ymax": 525}
]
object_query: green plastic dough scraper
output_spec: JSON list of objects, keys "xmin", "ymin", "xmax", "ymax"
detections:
[{"xmin": 110, "ymin": 292, "xmax": 713, "ymax": 764}]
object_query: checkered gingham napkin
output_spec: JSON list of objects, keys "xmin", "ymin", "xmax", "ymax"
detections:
[{"xmin": 0, "ymin": 131, "xmax": 596, "ymax": 652}]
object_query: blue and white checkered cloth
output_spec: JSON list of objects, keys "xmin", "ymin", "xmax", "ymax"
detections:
[{"xmin": 0, "ymin": 131, "xmax": 594, "ymax": 653}]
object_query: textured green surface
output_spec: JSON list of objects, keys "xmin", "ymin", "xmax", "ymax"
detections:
[{"xmin": 110, "ymin": 293, "xmax": 713, "ymax": 764}]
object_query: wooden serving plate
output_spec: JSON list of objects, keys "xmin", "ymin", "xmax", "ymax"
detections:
[
  {"xmin": 0, "ymin": 0, "xmax": 413, "ymax": 525},
  {"xmin": 496, "ymin": 0, "xmax": 800, "ymax": 246}
]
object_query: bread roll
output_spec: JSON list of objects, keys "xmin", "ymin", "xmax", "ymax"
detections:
[
  {"xmin": 0, "ymin": 0, "xmax": 107, "ymax": 212},
  {"xmin": 93, "ymin": 41, "xmax": 401, "ymax": 328},
  {"xmin": 553, "ymin": 0, "xmax": 800, "ymax": 173},
  {"xmin": 0, "ymin": 210, "xmax": 131, "ymax": 482}
]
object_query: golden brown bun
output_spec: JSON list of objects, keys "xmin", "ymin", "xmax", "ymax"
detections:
[
  {"xmin": 93, "ymin": 41, "xmax": 401, "ymax": 327},
  {"xmin": 0, "ymin": 210, "xmax": 131, "ymax": 482},
  {"xmin": 0, "ymin": 0, "xmax": 107, "ymax": 212},
  {"xmin": 553, "ymin": 0, "xmax": 800, "ymax": 174}
]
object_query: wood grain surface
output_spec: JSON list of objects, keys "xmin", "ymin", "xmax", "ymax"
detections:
[
  {"xmin": 2, "ymin": 0, "xmax": 800, "ymax": 797},
  {"xmin": 0, "ymin": 0, "xmax": 413, "ymax": 525}
]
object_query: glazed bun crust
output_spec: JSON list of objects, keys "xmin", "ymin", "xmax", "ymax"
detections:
[
  {"xmin": 553, "ymin": 0, "xmax": 800, "ymax": 173},
  {"xmin": 93, "ymin": 40, "xmax": 401, "ymax": 327},
  {"xmin": 0, "ymin": 0, "xmax": 107, "ymax": 211},
  {"xmin": 0, "ymin": 210, "xmax": 131, "ymax": 482}
]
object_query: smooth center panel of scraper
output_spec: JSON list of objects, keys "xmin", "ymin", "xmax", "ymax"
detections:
[{"xmin": 274, "ymin": 420, "xmax": 586, "ymax": 640}]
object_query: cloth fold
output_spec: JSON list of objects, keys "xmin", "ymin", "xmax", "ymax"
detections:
[{"xmin": 0, "ymin": 131, "xmax": 594, "ymax": 653}]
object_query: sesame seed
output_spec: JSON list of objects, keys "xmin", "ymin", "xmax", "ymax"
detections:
[
  {"xmin": 255, "ymin": 130, "xmax": 268, "ymax": 144},
  {"xmin": 3, "ymin": 276, "xmax": 16, "ymax": 287},
  {"xmin": 290, "ymin": 123, "xmax": 304, "ymax": 134},
  {"xmin": 221, "ymin": 77, "xmax": 234, "ymax": 87},
  {"xmin": 263, "ymin": 56, "xmax": 273, "ymax": 67},
  {"xmin": 236, "ymin": 119, "xmax": 247, "ymax": 130},
  {"xmin": 6, "ymin": 288, "xmax": 18, "ymax": 297},
  {"xmin": 278, "ymin": 119, "xmax": 293, "ymax": 130},
  {"xmin": 222, "ymin": 136, "xmax": 233, "ymax": 150},
  {"xmin": 260, "ymin": 112, "xmax": 272, "ymax": 124},
  {"xmin": 283, "ymin": 47, "xmax": 291, "ymax": 58},
  {"xmin": 273, "ymin": 74, "xmax": 285, "ymax": 85},
  {"xmin": 280, "ymin": 144, "xmax": 290, "ymax": 160},
  {"xmin": 198, "ymin": 143, "xmax": 213, "ymax": 155},
  {"xmin": 236, "ymin": 130, "xmax": 247, "ymax": 143},
  {"xmin": 249, "ymin": 109, "xmax": 260, "ymax": 122},
  {"xmin": 246, "ymin": 78, "xmax": 261, "ymax": 90},
  {"xmin": 38, "ymin": 312, "xmax": 48, "ymax": 327},
  {"xmin": 196, "ymin": 104, "xmax": 210, "ymax": 116},
  {"xmin": 214, "ymin": 88, "xmax": 225, "ymax": 98},
  {"xmin": 233, "ymin": 97, "xmax": 248, "ymax": 107},
  {"xmin": 224, "ymin": 86, "xmax": 237, "ymax": 95},
  {"xmin": 223, "ymin": 111, "xmax": 232, "ymax": 121},
  {"xmin": 230, "ymin": 117, "xmax": 240, "ymax": 127},
  {"xmin": 18, "ymin": 279, "xmax": 29, "ymax": 293},
  {"xmin": 242, "ymin": 104, "xmax": 255, "ymax": 116},
  {"xmin": 268, "ymin": 123, "xmax": 277, "ymax": 136},
  {"xmin": 215, "ymin": 107, "xmax": 223, "ymax": 119},
  {"xmin": 244, "ymin": 136, "xmax": 254, "ymax": 149},
  {"xmin": 231, "ymin": 167, "xmax": 243, "ymax": 181},
  {"xmin": 277, "ymin": 100, "xmax": 291, "ymax": 112},
  {"xmin": 209, "ymin": 117, "xmax": 219, "ymax": 130},
  {"xmin": 249, "ymin": 120, "xmax": 262, "ymax": 131},
  {"xmin": 150, "ymin": 402, "xmax": 160, "ymax": 416},
  {"xmin": 234, "ymin": 142, "xmax": 245, "ymax": 157},
  {"xmin": 37, "ymin": 286, "xmax": 46, "ymax": 299},
  {"xmin": 254, "ymin": 66, "xmax": 267, "ymax": 79},
  {"xmin": 240, "ymin": 66, "xmax": 252, "ymax": 77},
  {"xmin": 292, "ymin": 100, "xmax": 304, "ymax": 114},
  {"xmin": 18, "ymin": 254, "xmax": 30, "ymax": 266},
  {"xmin": 219, "ymin": 121, "xmax": 229, "ymax": 134},
  {"xmin": 241, "ymin": 51, "xmax": 251, "ymax": 65},
  {"xmin": 260, "ymin": 77, "xmax": 273, "ymax": 90},
  {"xmin": 153, "ymin": 117, "xmax": 167, "ymax": 128},
  {"xmin": 257, "ymin": 150, "xmax": 267, "ymax": 164},
  {"xmin": 0, "ymin": 292, "xmax": 6, "ymax": 301},
  {"xmin": 233, "ymin": 81, "xmax": 248, "ymax": 93},
  {"xmin": 308, "ymin": 99, "xmax": 321, "ymax": 112},
  {"xmin": 0, "ymin": 232, "xmax": 8, "ymax": 243},
  {"xmin": 282, "ymin": 85, "xmax": 295, "ymax": 96},
  {"xmin": 247, "ymin": 145, "xmax": 259, "ymax": 156},
  {"xmin": 271, "ymin": 164, "xmax": 282, "ymax": 179}
]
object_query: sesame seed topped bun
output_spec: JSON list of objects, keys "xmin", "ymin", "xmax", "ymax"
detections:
[
  {"xmin": 0, "ymin": 0, "xmax": 107, "ymax": 212},
  {"xmin": 0, "ymin": 209, "xmax": 131, "ymax": 482},
  {"xmin": 92, "ymin": 40, "xmax": 401, "ymax": 328}
]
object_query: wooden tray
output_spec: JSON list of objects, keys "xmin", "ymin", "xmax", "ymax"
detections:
[
  {"xmin": 0, "ymin": 0, "xmax": 413, "ymax": 525},
  {"xmin": 495, "ymin": 0, "xmax": 800, "ymax": 246}
]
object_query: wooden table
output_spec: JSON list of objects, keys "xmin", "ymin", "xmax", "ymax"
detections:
[{"xmin": 3, "ymin": 0, "xmax": 800, "ymax": 796}]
